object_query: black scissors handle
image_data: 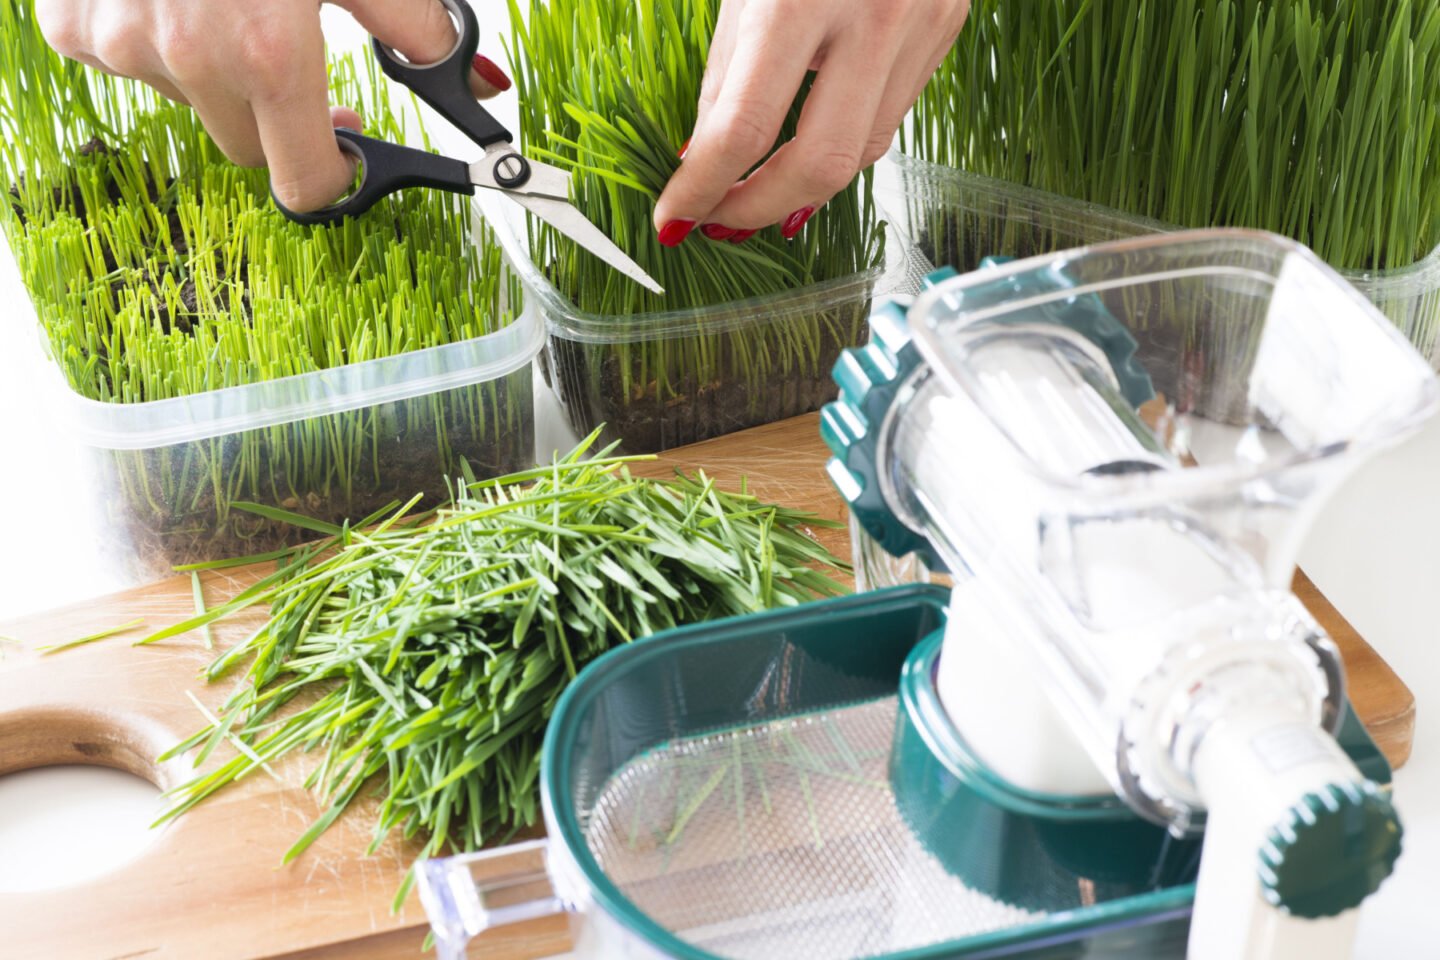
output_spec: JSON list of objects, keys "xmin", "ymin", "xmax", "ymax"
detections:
[
  {"xmin": 274, "ymin": 0, "xmax": 508, "ymax": 226},
  {"xmin": 372, "ymin": 0, "xmax": 512, "ymax": 148},
  {"xmin": 275, "ymin": 128, "xmax": 474, "ymax": 226}
]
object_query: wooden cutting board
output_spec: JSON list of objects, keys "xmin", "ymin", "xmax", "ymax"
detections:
[{"xmin": 0, "ymin": 413, "xmax": 1414, "ymax": 960}]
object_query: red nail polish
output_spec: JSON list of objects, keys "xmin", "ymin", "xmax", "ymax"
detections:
[
  {"xmin": 700, "ymin": 223, "xmax": 737, "ymax": 240},
  {"xmin": 678, "ymin": 136, "xmax": 691, "ymax": 159},
  {"xmin": 472, "ymin": 54, "xmax": 512, "ymax": 92},
  {"xmin": 658, "ymin": 218, "xmax": 697, "ymax": 247},
  {"xmin": 780, "ymin": 205, "xmax": 816, "ymax": 240},
  {"xmin": 728, "ymin": 229, "xmax": 758, "ymax": 244}
]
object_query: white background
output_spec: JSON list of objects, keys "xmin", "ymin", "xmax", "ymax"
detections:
[{"xmin": 0, "ymin": 3, "xmax": 1437, "ymax": 954}]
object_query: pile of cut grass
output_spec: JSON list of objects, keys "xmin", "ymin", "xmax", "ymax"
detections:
[{"xmin": 147, "ymin": 436, "xmax": 848, "ymax": 904}]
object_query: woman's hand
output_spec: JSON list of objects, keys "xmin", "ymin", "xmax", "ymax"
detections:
[
  {"xmin": 35, "ymin": 0, "xmax": 511, "ymax": 212},
  {"xmin": 653, "ymin": 0, "xmax": 969, "ymax": 246}
]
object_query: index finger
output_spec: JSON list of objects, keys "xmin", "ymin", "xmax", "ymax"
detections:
[
  {"xmin": 651, "ymin": 7, "xmax": 823, "ymax": 242},
  {"xmin": 691, "ymin": 0, "xmax": 743, "ymax": 143},
  {"xmin": 704, "ymin": 32, "xmax": 894, "ymax": 232},
  {"xmin": 251, "ymin": 20, "xmax": 357, "ymax": 213}
]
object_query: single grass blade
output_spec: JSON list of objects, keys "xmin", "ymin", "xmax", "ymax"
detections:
[{"xmin": 39, "ymin": 618, "xmax": 145, "ymax": 655}]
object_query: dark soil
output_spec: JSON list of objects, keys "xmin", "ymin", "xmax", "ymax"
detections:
[
  {"xmin": 6, "ymin": 139, "xmax": 169, "ymax": 226},
  {"xmin": 13, "ymin": 143, "xmax": 209, "ymax": 333},
  {"xmin": 546, "ymin": 324, "xmax": 861, "ymax": 454},
  {"xmin": 915, "ymin": 209, "xmax": 1071, "ymax": 278}
]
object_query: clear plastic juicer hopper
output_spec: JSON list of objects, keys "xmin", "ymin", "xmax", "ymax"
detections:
[{"xmin": 418, "ymin": 230, "xmax": 1436, "ymax": 959}]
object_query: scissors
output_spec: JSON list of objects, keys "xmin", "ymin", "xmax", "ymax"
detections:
[{"xmin": 273, "ymin": 0, "xmax": 663, "ymax": 295}]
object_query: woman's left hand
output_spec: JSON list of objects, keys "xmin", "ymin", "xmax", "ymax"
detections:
[{"xmin": 652, "ymin": 0, "xmax": 969, "ymax": 245}]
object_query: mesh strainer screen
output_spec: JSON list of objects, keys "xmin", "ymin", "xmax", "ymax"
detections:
[{"xmin": 583, "ymin": 698, "xmax": 1044, "ymax": 959}]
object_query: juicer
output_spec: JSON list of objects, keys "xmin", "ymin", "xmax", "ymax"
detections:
[{"xmin": 416, "ymin": 229, "xmax": 1436, "ymax": 959}]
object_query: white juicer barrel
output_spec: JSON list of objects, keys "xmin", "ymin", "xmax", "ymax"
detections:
[{"xmin": 884, "ymin": 313, "xmax": 1344, "ymax": 831}]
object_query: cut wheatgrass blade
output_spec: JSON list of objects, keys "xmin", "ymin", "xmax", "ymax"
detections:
[
  {"xmin": 181, "ymin": 690, "xmax": 280, "ymax": 782},
  {"xmin": 39, "ymin": 618, "xmax": 145, "ymax": 655}
]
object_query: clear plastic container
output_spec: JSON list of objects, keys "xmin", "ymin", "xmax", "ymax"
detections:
[
  {"xmin": 477, "ymin": 193, "xmax": 930, "ymax": 453},
  {"xmin": 26, "ymin": 283, "xmax": 542, "ymax": 580},
  {"xmin": 879, "ymin": 150, "xmax": 1440, "ymax": 368}
]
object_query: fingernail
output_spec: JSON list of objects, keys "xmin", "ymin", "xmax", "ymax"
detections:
[
  {"xmin": 678, "ymin": 136, "xmax": 691, "ymax": 159},
  {"xmin": 658, "ymin": 218, "xmax": 697, "ymax": 247},
  {"xmin": 728, "ymin": 229, "xmax": 758, "ymax": 244},
  {"xmin": 780, "ymin": 205, "xmax": 816, "ymax": 240},
  {"xmin": 472, "ymin": 54, "xmax": 512, "ymax": 92},
  {"xmin": 700, "ymin": 223, "xmax": 737, "ymax": 241}
]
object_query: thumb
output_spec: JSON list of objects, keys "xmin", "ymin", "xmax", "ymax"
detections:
[{"xmin": 338, "ymin": 0, "xmax": 510, "ymax": 98}]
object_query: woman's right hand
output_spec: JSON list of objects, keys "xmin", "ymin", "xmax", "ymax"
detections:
[{"xmin": 35, "ymin": 0, "xmax": 511, "ymax": 212}]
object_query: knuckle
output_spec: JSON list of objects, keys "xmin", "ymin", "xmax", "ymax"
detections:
[
  {"xmin": 862, "ymin": 131, "xmax": 895, "ymax": 167},
  {"xmin": 220, "ymin": 143, "xmax": 266, "ymax": 168},
  {"xmin": 799, "ymin": 145, "xmax": 861, "ymax": 196},
  {"xmin": 741, "ymin": 0, "xmax": 804, "ymax": 35},
  {"xmin": 713, "ymin": 106, "xmax": 777, "ymax": 164},
  {"xmin": 270, "ymin": 155, "xmax": 351, "ymax": 211},
  {"xmin": 90, "ymin": 14, "xmax": 147, "ymax": 73},
  {"xmin": 155, "ymin": 21, "xmax": 206, "ymax": 81},
  {"xmin": 868, "ymin": 0, "xmax": 908, "ymax": 32},
  {"xmin": 269, "ymin": 173, "xmax": 333, "ymax": 212},
  {"xmin": 698, "ymin": 64, "xmax": 725, "ymax": 111},
  {"xmin": 34, "ymin": 2, "xmax": 84, "ymax": 57},
  {"xmin": 238, "ymin": 25, "xmax": 302, "ymax": 97},
  {"xmin": 737, "ymin": 0, "xmax": 781, "ymax": 32},
  {"xmin": 412, "ymin": 1, "xmax": 459, "ymax": 63}
]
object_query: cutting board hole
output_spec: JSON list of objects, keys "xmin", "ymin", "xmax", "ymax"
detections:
[
  {"xmin": 0, "ymin": 706, "xmax": 179, "ymax": 892},
  {"xmin": 0, "ymin": 765, "xmax": 163, "ymax": 892}
]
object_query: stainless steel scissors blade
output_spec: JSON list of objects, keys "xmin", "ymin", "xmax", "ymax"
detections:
[{"xmin": 470, "ymin": 145, "xmax": 664, "ymax": 296}]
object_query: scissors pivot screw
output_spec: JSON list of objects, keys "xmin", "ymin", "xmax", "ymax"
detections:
[{"xmin": 493, "ymin": 153, "xmax": 532, "ymax": 189}]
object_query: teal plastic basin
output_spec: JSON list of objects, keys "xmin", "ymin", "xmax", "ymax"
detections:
[{"xmin": 540, "ymin": 586, "xmax": 1391, "ymax": 960}]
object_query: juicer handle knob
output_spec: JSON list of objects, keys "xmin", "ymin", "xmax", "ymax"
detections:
[
  {"xmin": 1188, "ymin": 710, "xmax": 1401, "ymax": 960},
  {"xmin": 1258, "ymin": 780, "xmax": 1402, "ymax": 918}
]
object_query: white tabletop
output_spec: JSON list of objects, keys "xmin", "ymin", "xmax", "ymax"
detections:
[{"xmin": 0, "ymin": 6, "xmax": 1436, "ymax": 955}]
